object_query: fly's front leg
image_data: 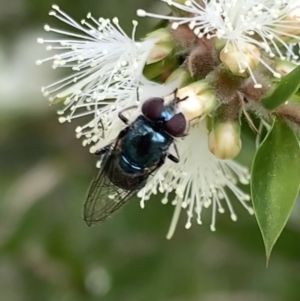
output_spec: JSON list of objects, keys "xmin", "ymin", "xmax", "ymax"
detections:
[
  {"xmin": 118, "ymin": 105, "xmax": 138, "ymax": 124},
  {"xmin": 167, "ymin": 143, "xmax": 180, "ymax": 163}
]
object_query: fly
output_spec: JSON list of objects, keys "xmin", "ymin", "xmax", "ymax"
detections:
[{"xmin": 83, "ymin": 90, "xmax": 190, "ymax": 226}]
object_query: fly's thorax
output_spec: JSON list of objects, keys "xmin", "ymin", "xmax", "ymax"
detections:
[
  {"xmin": 120, "ymin": 116, "xmax": 173, "ymax": 169},
  {"xmin": 159, "ymin": 104, "xmax": 178, "ymax": 122}
]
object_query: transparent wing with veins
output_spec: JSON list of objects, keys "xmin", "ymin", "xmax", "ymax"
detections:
[{"xmin": 83, "ymin": 137, "xmax": 161, "ymax": 226}]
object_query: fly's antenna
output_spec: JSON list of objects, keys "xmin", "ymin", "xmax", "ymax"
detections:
[
  {"xmin": 173, "ymin": 88, "xmax": 178, "ymax": 97},
  {"xmin": 173, "ymin": 88, "xmax": 188, "ymax": 103}
]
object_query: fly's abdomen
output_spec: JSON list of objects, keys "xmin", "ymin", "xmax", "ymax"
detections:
[{"xmin": 106, "ymin": 153, "xmax": 148, "ymax": 190}]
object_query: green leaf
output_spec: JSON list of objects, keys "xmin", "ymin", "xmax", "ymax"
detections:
[
  {"xmin": 251, "ymin": 118, "xmax": 300, "ymax": 263},
  {"xmin": 261, "ymin": 65, "xmax": 300, "ymax": 110},
  {"xmin": 289, "ymin": 93, "xmax": 300, "ymax": 105}
]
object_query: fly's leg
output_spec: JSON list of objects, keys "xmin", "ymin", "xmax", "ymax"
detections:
[
  {"xmin": 118, "ymin": 105, "xmax": 138, "ymax": 124},
  {"xmin": 136, "ymin": 87, "xmax": 140, "ymax": 102},
  {"xmin": 95, "ymin": 145, "xmax": 111, "ymax": 156},
  {"xmin": 167, "ymin": 143, "xmax": 180, "ymax": 163},
  {"xmin": 95, "ymin": 128, "xmax": 129, "ymax": 156}
]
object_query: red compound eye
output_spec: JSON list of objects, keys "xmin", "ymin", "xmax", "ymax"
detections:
[
  {"xmin": 164, "ymin": 113, "xmax": 187, "ymax": 137},
  {"xmin": 141, "ymin": 97, "xmax": 164, "ymax": 120}
]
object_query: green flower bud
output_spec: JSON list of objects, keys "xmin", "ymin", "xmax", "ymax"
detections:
[
  {"xmin": 271, "ymin": 7, "xmax": 300, "ymax": 43},
  {"xmin": 208, "ymin": 120, "xmax": 241, "ymax": 160},
  {"xmin": 274, "ymin": 58, "xmax": 298, "ymax": 76},
  {"xmin": 220, "ymin": 42, "xmax": 261, "ymax": 77},
  {"xmin": 143, "ymin": 56, "xmax": 177, "ymax": 80},
  {"xmin": 146, "ymin": 28, "xmax": 172, "ymax": 43},
  {"xmin": 166, "ymin": 67, "xmax": 193, "ymax": 87},
  {"xmin": 214, "ymin": 38, "xmax": 226, "ymax": 52},
  {"xmin": 176, "ymin": 81, "xmax": 217, "ymax": 123},
  {"xmin": 169, "ymin": 0, "xmax": 194, "ymax": 18},
  {"xmin": 171, "ymin": 0, "xmax": 186, "ymax": 4},
  {"xmin": 145, "ymin": 28, "xmax": 173, "ymax": 64}
]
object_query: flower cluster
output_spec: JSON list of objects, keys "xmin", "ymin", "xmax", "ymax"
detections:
[
  {"xmin": 138, "ymin": 0, "xmax": 300, "ymax": 86},
  {"xmin": 37, "ymin": 0, "xmax": 300, "ymax": 237}
]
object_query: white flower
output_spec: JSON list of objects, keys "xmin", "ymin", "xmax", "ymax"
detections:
[
  {"xmin": 38, "ymin": 6, "xmax": 253, "ymax": 237},
  {"xmin": 137, "ymin": 121, "xmax": 252, "ymax": 238},
  {"xmin": 37, "ymin": 5, "xmax": 158, "ymax": 147},
  {"xmin": 138, "ymin": 0, "xmax": 300, "ymax": 87}
]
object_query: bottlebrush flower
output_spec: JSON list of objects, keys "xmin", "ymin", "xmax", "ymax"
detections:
[
  {"xmin": 138, "ymin": 0, "xmax": 300, "ymax": 87},
  {"xmin": 38, "ymin": 5, "xmax": 253, "ymax": 237},
  {"xmin": 137, "ymin": 121, "xmax": 252, "ymax": 239},
  {"xmin": 36, "ymin": 5, "xmax": 161, "ymax": 146}
]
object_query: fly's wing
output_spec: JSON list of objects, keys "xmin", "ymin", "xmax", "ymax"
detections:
[
  {"xmin": 83, "ymin": 141, "xmax": 132, "ymax": 226},
  {"xmin": 84, "ymin": 170, "xmax": 134, "ymax": 226},
  {"xmin": 83, "ymin": 140, "xmax": 163, "ymax": 226}
]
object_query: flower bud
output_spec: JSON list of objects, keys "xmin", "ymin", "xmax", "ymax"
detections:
[
  {"xmin": 187, "ymin": 38, "xmax": 220, "ymax": 78},
  {"xmin": 143, "ymin": 56, "xmax": 177, "ymax": 79},
  {"xmin": 166, "ymin": 67, "xmax": 192, "ymax": 87},
  {"xmin": 146, "ymin": 28, "xmax": 171, "ymax": 43},
  {"xmin": 208, "ymin": 120, "xmax": 241, "ymax": 160},
  {"xmin": 168, "ymin": 0, "xmax": 194, "ymax": 18},
  {"xmin": 272, "ymin": 7, "xmax": 300, "ymax": 42},
  {"xmin": 214, "ymin": 38, "xmax": 226, "ymax": 52},
  {"xmin": 171, "ymin": 0, "xmax": 186, "ymax": 5},
  {"xmin": 145, "ymin": 28, "xmax": 173, "ymax": 64},
  {"xmin": 176, "ymin": 81, "xmax": 217, "ymax": 123},
  {"xmin": 220, "ymin": 42, "xmax": 261, "ymax": 77},
  {"xmin": 274, "ymin": 57, "xmax": 298, "ymax": 76}
]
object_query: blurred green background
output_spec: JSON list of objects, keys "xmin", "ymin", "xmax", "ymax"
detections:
[{"xmin": 0, "ymin": 0, "xmax": 299, "ymax": 300}]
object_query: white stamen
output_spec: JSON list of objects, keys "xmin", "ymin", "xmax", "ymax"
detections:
[
  {"xmin": 139, "ymin": 0, "xmax": 300, "ymax": 82},
  {"xmin": 139, "ymin": 122, "xmax": 251, "ymax": 237},
  {"xmin": 38, "ymin": 8, "xmax": 158, "ymax": 144}
]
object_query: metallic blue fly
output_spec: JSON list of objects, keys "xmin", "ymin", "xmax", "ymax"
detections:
[{"xmin": 83, "ymin": 90, "xmax": 189, "ymax": 226}]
